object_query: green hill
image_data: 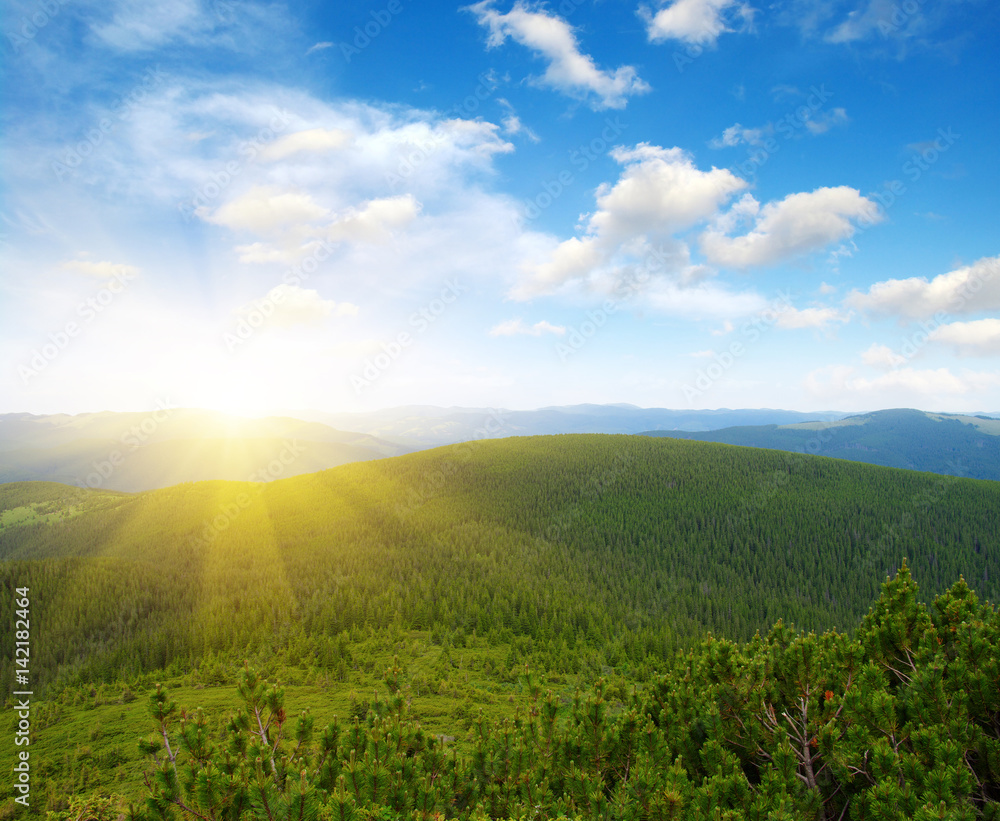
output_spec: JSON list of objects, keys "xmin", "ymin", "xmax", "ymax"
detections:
[
  {"xmin": 639, "ymin": 408, "xmax": 1000, "ymax": 480},
  {"xmin": 2, "ymin": 434, "xmax": 997, "ymax": 696}
]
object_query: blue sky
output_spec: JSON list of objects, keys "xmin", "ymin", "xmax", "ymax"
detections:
[{"xmin": 1, "ymin": 0, "xmax": 998, "ymax": 416}]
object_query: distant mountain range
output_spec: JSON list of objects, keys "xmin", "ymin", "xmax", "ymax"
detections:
[
  {"xmin": 639, "ymin": 408, "xmax": 1000, "ymax": 481},
  {"xmin": 3, "ymin": 405, "xmax": 998, "ymax": 490},
  {"xmin": 296, "ymin": 404, "xmax": 852, "ymax": 446},
  {"xmin": 0, "ymin": 409, "xmax": 410, "ymax": 491}
]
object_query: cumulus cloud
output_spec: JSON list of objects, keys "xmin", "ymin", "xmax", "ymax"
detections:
[
  {"xmin": 700, "ymin": 187, "xmax": 880, "ymax": 269},
  {"xmin": 327, "ymin": 195, "xmax": 421, "ymax": 244},
  {"xmin": 201, "ymin": 186, "xmax": 329, "ymax": 234},
  {"xmin": 928, "ymin": 318, "xmax": 1000, "ymax": 355},
  {"xmin": 592, "ymin": 145, "xmax": 747, "ymax": 241},
  {"xmin": 257, "ymin": 128, "xmax": 353, "ymax": 162},
  {"xmin": 489, "ymin": 318, "xmax": 566, "ymax": 336},
  {"xmin": 235, "ymin": 284, "xmax": 358, "ymax": 329},
  {"xmin": 468, "ymin": 1, "xmax": 649, "ymax": 109},
  {"xmin": 61, "ymin": 259, "xmax": 140, "ymax": 279},
  {"xmin": 641, "ymin": 0, "xmax": 754, "ymax": 45},
  {"xmin": 846, "ymin": 255, "xmax": 1000, "ymax": 319},
  {"xmin": 513, "ymin": 144, "xmax": 746, "ymax": 298},
  {"xmin": 860, "ymin": 342, "xmax": 906, "ymax": 369}
]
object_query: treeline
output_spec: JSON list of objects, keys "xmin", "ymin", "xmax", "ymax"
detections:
[
  {"xmin": 115, "ymin": 566, "xmax": 999, "ymax": 820},
  {"xmin": 1, "ymin": 435, "xmax": 998, "ymax": 694}
]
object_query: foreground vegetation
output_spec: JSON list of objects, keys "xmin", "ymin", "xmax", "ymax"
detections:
[{"xmin": 13, "ymin": 566, "xmax": 999, "ymax": 820}]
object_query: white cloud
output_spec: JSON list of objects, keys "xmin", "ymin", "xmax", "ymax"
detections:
[
  {"xmin": 860, "ymin": 342, "xmax": 905, "ymax": 369},
  {"xmin": 91, "ymin": 0, "xmax": 205, "ymax": 50},
  {"xmin": 257, "ymin": 128, "xmax": 353, "ymax": 162},
  {"xmin": 593, "ymin": 144, "xmax": 747, "ymax": 241},
  {"xmin": 88, "ymin": 0, "xmax": 291, "ymax": 53},
  {"xmin": 804, "ymin": 107, "xmax": 849, "ymax": 135},
  {"xmin": 928, "ymin": 319, "xmax": 1000, "ymax": 355},
  {"xmin": 61, "ymin": 259, "xmax": 140, "ymax": 279},
  {"xmin": 825, "ymin": 0, "xmax": 905, "ymax": 43},
  {"xmin": 846, "ymin": 256, "xmax": 1000, "ymax": 319},
  {"xmin": 201, "ymin": 186, "xmax": 329, "ymax": 234},
  {"xmin": 513, "ymin": 144, "xmax": 746, "ymax": 299},
  {"xmin": 700, "ymin": 187, "xmax": 880, "ymax": 269},
  {"xmin": 708, "ymin": 108, "xmax": 846, "ymax": 150},
  {"xmin": 468, "ymin": 1, "xmax": 650, "ymax": 109},
  {"xmin": 642, "ymin": 0, "xmax": 754, "ymax": 45},
  {"xmin": 233, "ymin": 242, "xmax": 293, "ymax": 265},
  {"xmin": 709, "ymin": 123, "xmax": 767, "ymax": 148},
  {"xmin": 489, "ymin": 318, "xmax": 566, "ymax": 336},
  {"xmin": 497, "ymin": 99, "xmax": 541, "ymax": 142},
  {"xmin": 306, "ymin": 41, "xmax": 334, "ymax": 55},
  {"xmin": 235, "ymin": 284, "xmax": 358, "ymax": 329},
  {"xmin": 774, "ymin": 306, "xmax": 850, "ymax": 330},
  {"xmin": 327, "ymin": 195, "xmax": 421, "ymax": 244}
]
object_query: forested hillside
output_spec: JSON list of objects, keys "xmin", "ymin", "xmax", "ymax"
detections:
[{"xmin": 2, "ymin": 435, "xmax": 997, "ymax": 698}]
